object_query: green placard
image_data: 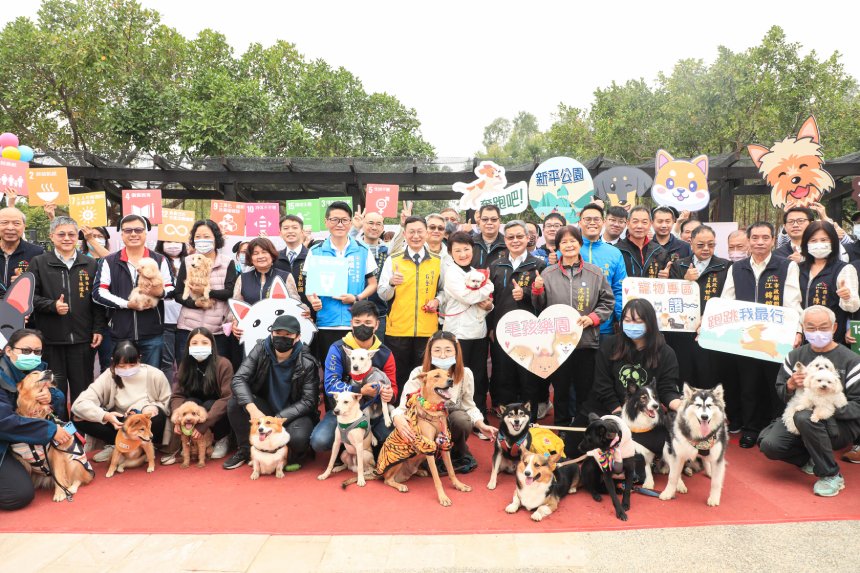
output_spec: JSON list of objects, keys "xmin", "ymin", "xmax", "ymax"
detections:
[
  {"xmin": 850, "ymin": 320, "xmax": 860, "ymax": 354},
  {"xmin": 319, "ymin": 196, "xmax": 353, "ymax": 229},
  {"xmin": 285, "ymin": 199, "xmax": 321, "ymax": 231}
]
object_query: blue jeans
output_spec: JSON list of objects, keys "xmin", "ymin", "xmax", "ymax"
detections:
[
  {"xmin": 310, "ymin": 409, "xmax": 394, "ymax": 453},
  {"xmin": 135, "ymin": 335, "xmax": 163, "ymax": 369}
]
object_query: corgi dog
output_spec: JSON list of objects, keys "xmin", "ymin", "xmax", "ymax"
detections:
[
  {"xmin": 747, "ymin": 116, "xmax": 835, "ymax": 210},
  {"xmin": 249, "ymin": 416, "xmax": 290, "ymax": 479},
  {"xmin": 505, "ymin": 449, "xmax": 579, "ymax": 522},
  {"xmin": 106, "ymin": 412, "xmax": 155, "ymax": 478},
  {"xmin": 553, "ymin": 331, "xmax": 581, "ymax": 360},
  {"xmin": 740, "ymin": 324, "xmax": 778, "ymax": 358},
  {"xmin": 652, "ymin": 150, "xmax": 710, "ymax": 212}
]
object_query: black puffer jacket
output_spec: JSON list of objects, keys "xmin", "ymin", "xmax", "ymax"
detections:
[{"xmin": 231, "ymin": 340, "xmax": 320, "ymax": 423}]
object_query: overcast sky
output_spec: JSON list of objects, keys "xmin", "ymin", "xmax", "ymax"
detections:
[{"xmin": 3, "ymin": 1, "xmax": 858, "ymax": 157}]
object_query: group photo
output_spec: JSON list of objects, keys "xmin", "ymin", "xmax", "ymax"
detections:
[{"xmin": 1, "ymin": 1, "xmax": 859, "ymax": 571}]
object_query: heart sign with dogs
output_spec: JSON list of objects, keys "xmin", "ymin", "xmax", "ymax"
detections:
[
  {"xmin": 228, "ymin": 276, "xmax": 317, "ymax": 356},
  {"xmin": 651, "ymin": 150, "xmax": 710, "ymax": 212},
  {"xmin": 454, "ymin": 160, "xmax": 528, "ymax": 214},
  {"xmin": 495, "ymin": 304, "xmax": 583, "ymax": 379},
  {"xmin": 0, "ymin": 272, "xmax": 35, "ymax": 349}
]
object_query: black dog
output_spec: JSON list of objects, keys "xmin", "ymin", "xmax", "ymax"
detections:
[{"xmin": 578, "ymin": 414, "xmax": 638, "ymax": 521}]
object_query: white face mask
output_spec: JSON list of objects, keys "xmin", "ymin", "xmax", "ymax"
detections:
[
  {"xmin": 114, "ymin": 365, "xmax": 141, "ymax": 378},
  {"xmin": 728, "ymin": 250, "xmax": 747, "ymax": 262},
  {"xmin": 189, "ymin": 346, "xmax": 212, "ymax": 362},
  {"xmin": 807, "ymin": 243, "xmax": 832, "ymax": 259},
  {"xmin": 95, "ymin": 238, "xmax": 107, "ymax": 248},
  {"xmin": 195, "ymin": 240, "xmax": 215, "ymax": 254},
  {"xmin": 163, "ymin": 242, "xmax": 183, "ymax": 256},
  {"xmin": 853, "ymin": 224, "xmax": 860, "ymax": 237}
]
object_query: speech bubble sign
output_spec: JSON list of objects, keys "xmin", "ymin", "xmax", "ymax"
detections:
[{"xmin": 622, "ymin": 278, "xmax": 701, "ymax": 332}]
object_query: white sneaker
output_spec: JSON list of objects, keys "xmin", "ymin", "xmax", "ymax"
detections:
[
  {"xmin": 537, "ymin": 402, "xmax": 552, "ymax": 420},
  {"xmin": 211, "ymin": 436, "xmax": 230, "ymax": 459},
  {"xmin": 93, "ymin": 445, "xmax": 114, "ymax": 463}
]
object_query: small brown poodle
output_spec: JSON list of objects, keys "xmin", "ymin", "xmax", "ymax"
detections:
[{"xmin": 171, "ymin": 401, "xmax": 214, "ymax": 468}]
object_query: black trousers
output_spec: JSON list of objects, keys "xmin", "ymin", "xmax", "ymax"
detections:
[
  {"xmin": 314, "ymin": 329, "xmax": 349, "ymax": 364},
  {"xmin": 665, "ymin": 332, "xmax": 717, "ymax": 389},
  {"xmin": 459, "ymin": 337, "xmax": 489, "ymax": 417},
  {"xmin": 76, "ymin": 414, "xmax": 167, "ymax": 446},
  {"xmin": 760, "ymin": 410, "xmax": 858, "ymax": 477},
  {"xmin": 716, "ymin": 353, "xmax": 742, "ymax": 429},
  {"xmin": 735, "ymin": 355, "xmax": 782, "ymax": 435},
  {"xmin": 489, "ymin": 338, "xmax": 539, "ymax": 411},
  {"xmin": 0, "ymin": 452, "xmax": 35, "ymax": 511},
  {"xmin": 548, "ymin": 348, "xmax": 597, "ymax": 427},
  {"xmin": 43, "ymin": 342, "xmax": 95, "ymax": 405},
  {"xmin": 226, "ymin": 396, "xmax": 313, "ymax": 461},
  {"xmin": 385, "ymin": 335, "xmax": 429, "ymax": 393}
]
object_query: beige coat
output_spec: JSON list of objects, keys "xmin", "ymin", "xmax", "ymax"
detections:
[{"xmin": 71, "ymin": 364, "xmax": 171, "ymax": 423}]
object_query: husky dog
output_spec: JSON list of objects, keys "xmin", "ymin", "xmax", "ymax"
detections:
[
  {"xmin": 487, "ymin": 403, "xmax": 532, "ymax": 490},
  {"xmin": 782, "ymin": 357, "xmax": 847, "ymax": 435},
  {"xmin": 659, "ymin": 384, "xmax": 728, "ymax": 507},
  {"xmin": 622, "ymin": 384, "xmax": 667, "ymax": 490}
]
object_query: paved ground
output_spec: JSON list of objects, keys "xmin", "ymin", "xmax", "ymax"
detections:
[{"xmin": 3, "ymin": 521, "xmax": 857, "ymax": 572}]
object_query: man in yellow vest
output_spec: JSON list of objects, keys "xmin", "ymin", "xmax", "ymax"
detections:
[{"xmin": 377, "ymin": 216, "xmax": 445, "ymax": 390}]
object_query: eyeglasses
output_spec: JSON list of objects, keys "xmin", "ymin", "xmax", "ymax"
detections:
[
  {"xmin": 694, "ymin": 243, "xmax": 716, "ymax": 249},
  {"xmin": 53, "ymin": 232, "xmax": 77, "ymax": 238},
  {"xmin": 13, "ymin": 347, "xmax": 42, "ymax": 356},
  {"xmin": 505, "ymin": 234, "xmax": 526, "ymax": 241},
  {"xmin": 427, "ymin": 225, "xmax": 445, "ymax": 232},
  {"xmin": 122, "ymin": 227, "xmax": 146, "ymax": 235},
  {"xmin": 326, "ymin": 217, "xmax": 351, "ymax": 226},
  {"xmin": 480, "ymin": 217, "xmax": 500, "ymax": 223},
  {"xmin": 786, "ymin": 218, "xmax": 810, "ymax": 226},
  {"xmin": 544, "ymin": 223, "xmax": 563, "ymax": 230},
  {"xmin": 580, "ymin": 217, "xmax": 603, "ymax": 224}
]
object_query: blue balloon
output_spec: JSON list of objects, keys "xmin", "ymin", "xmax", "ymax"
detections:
[{"xmin": 17, "ymin": 145, "xmax": 34, "ymax": 162}]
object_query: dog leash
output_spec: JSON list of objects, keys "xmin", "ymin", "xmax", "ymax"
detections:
[{"xmin": 530, "ymin": 423, "xmax": 588, "ymax": 433}]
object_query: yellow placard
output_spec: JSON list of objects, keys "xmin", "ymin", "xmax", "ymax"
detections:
[
  {"xmin": 69, "ymin": 192, "xmax": 107, "ymax": 227},
  {"xmin": 27, "ymin": 167, "xmax": 70, "ymax": 206},
  {"xmin": 158, "ymin": 208, "xmax": 196, "ymax": 242}
]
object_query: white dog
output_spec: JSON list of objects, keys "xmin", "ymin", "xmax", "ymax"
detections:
[
  {"xmin": 317, "ymin": 392, "xmax": 375, "ymax": 486},
  {"xmin": 343, "ymin": 346, "xmax": 393, "ymax": 427},
  {"xmin": 782, "ymin": 357, "xmax": 847, "ymax": 435}
]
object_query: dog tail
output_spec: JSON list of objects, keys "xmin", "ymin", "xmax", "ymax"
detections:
[{"xmin": 341, "ymin": 471, "xmax": 380, "ymax": 489}]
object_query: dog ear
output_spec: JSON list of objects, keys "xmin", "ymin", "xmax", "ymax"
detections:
[
  {"xmin": 351, "ymin": 393, "xmax": 361, "ymax": 402},
  {"xmin": 522, "ymin": 402, "xmax": 531, "ymax": 414},
  {"xmin": 747, "ymin": 144, "xmax": 770, "ymax": 169},
  {"xmin": 366, "ymin": 349, "xmax": 377, "ymax": 359},
  {"xmin": 143, "ymin": 410, "xmax": 154, "ymax": 419},
  {"xmin": 794, "ymin": 362, "xmax": 806, "ymax": 374},
  {"xmin": 711, "ymin": 384, "xmax": 724, "ymax": 403},
  {"xmin": 797, "ymin": 116, "xmax": 820, "ymax": 144},
  {"xmin": 197, "ymin": 407, "xmax": 208, "ymax": 423},
  {"xmin": 498, "ymin": 404, "xmax": 508, "ymax": 415},
  {"xmin": 587, "ymin": 412, "xmax": 600, "ymax": 423},
  {"xmin": 682, "ymin": 383, "xmax": 694, "ymax": 401}
]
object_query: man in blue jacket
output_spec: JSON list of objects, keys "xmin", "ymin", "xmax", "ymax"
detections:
[{"xmin": 578, "ymin": 203, "xmax": 626, "ymax": 337}]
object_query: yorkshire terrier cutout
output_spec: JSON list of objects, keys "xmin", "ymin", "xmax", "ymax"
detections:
[{"xmin": 747, "ymin": 116, "xmax": 835, "ymax": 211}]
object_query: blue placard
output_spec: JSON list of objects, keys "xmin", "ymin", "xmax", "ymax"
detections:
[{"xmin": 304, "ymin": 256, "xmax": 350, "ymax": 297}]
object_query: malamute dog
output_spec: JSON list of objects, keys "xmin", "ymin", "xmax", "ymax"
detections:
[
  {"xmin": 622, "ymin": 383, "xmax": 667, "ymax": 490},
  {"xmin": 659, "ymin": 384, "xmax": 728, "ymax": 507},
  {"xmin": 487, "ymin": 402, "xmax": 532, "ymax": 490},
  {"xmin": 782, "ymin": 357, "xmax": 847, "ymax": 435}
]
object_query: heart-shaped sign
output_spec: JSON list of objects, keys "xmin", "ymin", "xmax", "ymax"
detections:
[{"xmin": 495, "ymin": 304, "xmax": 583, "ymax": 379}]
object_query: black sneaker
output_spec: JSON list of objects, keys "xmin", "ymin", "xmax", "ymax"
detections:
[{"xmin": 222, "ymin": 447, "xmax": 250, "ymax": 470}]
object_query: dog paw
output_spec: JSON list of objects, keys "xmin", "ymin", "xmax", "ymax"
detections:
[
  {"xmin": 530, "ymin": 511, "xmax": 544, "ymax": 522},
  {"xmin": 677, "ymin": 481, "xmax": 688, "ymax": 494},
  {"xmin": 197, "ymin": 462, "xmax": 205, "ymax": 468},
  {"xmin": 643, "ymin": 479, "xmax": 654, "ymax": 490},
  {"xmin": 250, "ymin": 471, "xmax": 260, "ymax": 480},
  {"xmin": 707, "ymin": 495, "xmax": 721, "ymax": 507},
  {"xmin": 146, "ymin": 466, "xmax": 154, "ymax": 473},
  {"xmin": 505, "ymin": 503, "xmax": 519, "ymax": 514},
  {"xmin": 487, "ymin": 481, "xmax": 497, "ymax": 490},
  {"xmin": 616, "ymin": 510, "xmax": 629, "ymax": 521},
  {"xmin": 438, "ymin": 495, "xmax": 452, "ymax": 507},
  {"xmin": 276, "ymin": 470, "xmax": 285, "ymax": 479},
  {"xmin": 454, "ymin": 481, "xmax": 471, "ymax": 492},
  {"xmin": 105, "ymin": 471, "xmax": 114, "ymax": 478},
  {"xmin": 53, "ymin": 491, "xmax": 67, "ymax": 502},
  {"xmin": 591, "ymin": 493, "xmax": 603, "ymax": 502},
  {"xmin": 622, "ymin": 500, "xmax": 630, "ymax": 511},
  {"xmin": 317, "ymin": 473, "xmax": 330, "ymax": 481},
  {"xmin": 116, "ymin": 466, "xmax": 125, "ymax": 473},
  {"xmin": 810, "ymin": 414, "xmax": 821, "ymax": 423},
  {"xmin": 396, "ymin": 484, "xmax": 409, "ymax": 493},
  {"xmin": 659, "ymin": 491, "xmax": 674, "ymax": 501},
  {"xmin": 181, "ymin": 462, "xmax": 190, "ymax": 469},
  {"xmin": 416, "ymin": 469, "xmax": 430, "ymax": 478},
  {"xmin": 683, "ymin": 466, "xmax": 694, "ymax": 477},
  {"xmin": 331, "ymin": 465, "xmax": 346, "ymax": 474}
]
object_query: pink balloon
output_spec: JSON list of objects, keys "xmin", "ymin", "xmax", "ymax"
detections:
[{"xmin": 0, "ymin": 133, "xmax": 19, "ymax": 148}]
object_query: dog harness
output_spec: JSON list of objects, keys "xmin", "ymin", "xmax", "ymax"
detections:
[
  {"xmin": 689, "ymin": 429, "xmax": 721, "ymax": 457},
  {"xmin": 497, "ymin": 432, "xmax": 529, "ymax": 458},
  {"xmin": 338, "ymin": 414, "xmax": 371, "ymax": 443},
  {"xmin": 10, "ymin": 437, "xmax": 95, "ymax": 501},
  {"xmin": 115, "ymin": 431, "xmax": 144, "ymax": 453}
]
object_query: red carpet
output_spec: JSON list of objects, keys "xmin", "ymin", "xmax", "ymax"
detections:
[{"xmin": 4, "ymin": 434, "xmax": 858, "ymax": 535}]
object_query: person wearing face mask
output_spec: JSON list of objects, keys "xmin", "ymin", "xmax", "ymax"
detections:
[
  {"xmin": 0, "ymin": 329, "xmax": 76, "ymax": 511},
  {"xmin": 309, "ymin": 301, "xmax": 397, "ymax": 454},
  {"xmin": 156, "ymin": 239, "xmax": 188, "ymax": 384},
  {"xmin": 525, "ymin": 222, "xmax": 541, "ymax": 256},
  {"xmin": 232, "ymin": 241, "xmax": 250, "ymax": 274},
  {"xmin": 794, "ymin": 221, "xmax": 859, "ymax": 345},
  {"xmin": 393, "ymin": 331, "xmax": 498, "ymax": 475},
  {"xmin": 726, "ymin": 230, "xmax": 750, "ymax": 263},
  {"xmin": 72, "ymin": 340, "xmax": 171, "ymax": 463},
  {"xmin": 760, "ymin": 305, "xmax": 860, "ymax": 497},
  {"xmin": 174, "ymin": 220, "xmax": 238, "ymax": 366},
  {"xmin": 161, "ymin": 328, "xmax": 234, "ymax": 465},
  {"xmin": 576, "ymin": 300, "xmax": 681, "ymax": 453},
  {"xmin": 223, "ymin": 315, "xmax": 319, "ymax": 470},
  {"xmin": 79, "ymin": 226, "xmax": 111, "ymax": 259}
]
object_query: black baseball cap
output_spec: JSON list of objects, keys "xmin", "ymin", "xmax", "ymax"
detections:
[{"xmin": 269, "ymin": 315, "xmax": 300, "ymax": 333}]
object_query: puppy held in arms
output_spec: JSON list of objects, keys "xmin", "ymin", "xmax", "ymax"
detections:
[
  {"xmin": 127, "ymin": 257, "xmax": 164, "ymax": 310},
  {"xmin": 250, "ymin": 416, "xmax": 290, "ymax": 479},
  {"xmin": 783, "ymin": 357, "xmax": 847, "ymax": 435}
]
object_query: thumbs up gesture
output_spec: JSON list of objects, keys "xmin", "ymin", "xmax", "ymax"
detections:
[
  {"xmin": 533, "ymin": 269, "xmax": 544, "ymax": 290},
  {"xmin": 511, "ymin": 279, "xmax": 524, "ymax": 301},
  {"xmin": 56, "ymin": 294, "xmax": 69, "ymax": 315},
  {"xmin": 683, "ymin": 265, "xmax": 699, "ymax": 281},
  {"xmin": 390, "ymin": 260, "xmax": 404, "ymax": 286},
  {"xmin": 658, "ymin": 261, "xmax": 672, "ymax": 279},
  {"xmin": 837, "ymin": 277, "xmax": 851, "ymax": 301}
]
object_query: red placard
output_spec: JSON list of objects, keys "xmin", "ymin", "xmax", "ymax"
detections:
[
  {"xmin": 210, "ymin": 200, "xmax": 246, "ymax": 237},
  {"xmin": 365, "ymin": 184, "xmax": 399, "ymax": 217},
  {"xmin": 0, "ymin": 158, "xmax": 28, "ymax": 196},
  {"xmin": 122, "ymin": 189, "xmax": 163, "ymax": 224}
]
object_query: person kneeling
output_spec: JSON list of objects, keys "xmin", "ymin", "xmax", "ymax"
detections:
[{"xmin": 223, "ymin": 315, "xmax": 319, "ymax": 471}]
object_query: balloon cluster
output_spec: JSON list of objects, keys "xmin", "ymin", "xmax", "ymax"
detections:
[{"xmin": 0, "ymin": 132, "xmax": 35, "ymax": 163}]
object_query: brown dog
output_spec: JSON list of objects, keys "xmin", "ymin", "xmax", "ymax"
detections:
[
  {"xmin": 106, "ymin": 412, "xmax": 156, "ymax": 478},
  {"xmin": 171, "ymin": 401, "xmax": 214, "ymax": 468},
  {"xmin": 12, "ymin": 370, "xmax": 95, "ymax": 501},
  {"xmin": 358, "ymin": 368, "xmax": 471, "ymax": 506}
]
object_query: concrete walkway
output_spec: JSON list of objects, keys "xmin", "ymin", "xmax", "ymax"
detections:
[{"xmin": 3, "ymin": 521, "xmax": 857, "ymax": 572}]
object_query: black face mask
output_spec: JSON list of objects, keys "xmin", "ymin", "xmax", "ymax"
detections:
[
  {"xmin": 271, "ymin": 335, "xmax": 295, "ymax": 353},
  {"xmin": 353, "ymin": 325, "xmax": 375, "ymax": 342}
]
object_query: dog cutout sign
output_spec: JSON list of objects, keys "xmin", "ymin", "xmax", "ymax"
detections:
[
  {"xmin": 697, "ymin": 298, "xmax": 799, "ymax": 363},
  {"xmin": 495, "ymin": 304, "xmax": 584, "ymax": 379},
  {"xmin": 454, "ymin": 161, "xmax": 528, "ymax": 215},
  {"xmin": 593, "ymin": 167, "xmax": 652, "ymax": 208},
  {"xmin": 651, "ymin": 150, "xmax": 710, "ymax": 212},
  {"xmin": 228, "ymin": 276, "xmax": 316, "ymax": 356},
  {"xmin": 0, "ymin": 272, "xmax": 35, "ymax": 349},
  {"xmin": 747, "ymin": 116, "xmax": 835, "ymax": 211},
  {"xmin": 622, "ymin": 278, "xmax": 701, "ymax": 332},
  {"xmin": 528, "ymin": 157, "xmax": 594, "ymax": 223}
]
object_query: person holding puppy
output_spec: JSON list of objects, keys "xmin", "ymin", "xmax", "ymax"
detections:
[
  {"xmin": 759, "ymin": 306, "xmax": 860, "ymax": 497},
  {"xmin": 223, "ymin": 315, "xmax": 319, "ymax": 470},
  {"xmin": 92, "ymin": 214, "xmax": 175, "ymax": 368}
]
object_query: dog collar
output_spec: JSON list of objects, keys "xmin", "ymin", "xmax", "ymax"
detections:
[
  {"xmin": 338, "ymin": 418, "xmax": 369, "ymax": 431},
  {"xmin": 251, "ymin": 444, "xmax": 287, "ymax": 454},
  {"xmin": 689, "ymin": 434, "xmax": 719, "ymax": 456},
  {"xmin": 497, "ymin": 431, "xmax": 528, "ymax": 457},
  {"xmin": 416, "ymin": 394, "xmax": 446, "ymax": 412},
  {"xmin": 115, "ymin": 431, "xmax": 142, "ymax": 452},
  {"xmin": 350, "ymin": 371, "xmax": 370, "ymax": 382}
]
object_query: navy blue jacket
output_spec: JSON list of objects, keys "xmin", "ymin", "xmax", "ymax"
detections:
[{"xmin": 0, "ymin": 239, "xmax": 45, "ymax": 294}]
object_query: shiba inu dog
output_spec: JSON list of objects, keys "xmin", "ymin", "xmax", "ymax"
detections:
[{"xmin": 106, "ymin": 412, "xmax": 156, "ymax": 478}]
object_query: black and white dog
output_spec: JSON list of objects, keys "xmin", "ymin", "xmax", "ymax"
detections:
[
  {"xmin": 487, "ymin": 403, "xmax": 532, "ymax": 490},
  {"xmin": 622, "ymin": 384, "xmax": 668, "ymax": 490},
  {"xmin": 659, "ymin": 384, "xmax": 728, "ymax": 507},
  {"xmin": 579, "ymin": 414, "xmax": 637, "ymax": 521}
]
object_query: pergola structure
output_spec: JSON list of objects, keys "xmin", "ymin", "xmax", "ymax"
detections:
[{"xmin": 32, "ymin": 150, "xmax": 860, "ymax": 223}]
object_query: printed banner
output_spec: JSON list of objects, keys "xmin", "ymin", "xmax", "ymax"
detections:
[
  {"xmin": 122, "ymin": 189, "xmax": 162, "ymax": 224},
  {"xmin": 622, "ymin": 278, "xmax": 701, "ymax": 332},
  {"xmin": 210, "ymin": 200, "xmax": 246, "ymax": 237},
  {"xmin": 245, "ymin": 203, "xmax": 280, "ymax": 236},
  {"xmin": 0, "ymin": 158, "xmax": 28, "ymax": 196},
  {"xmin": 69, "ymin": 192, "xmax": 107, "ymax": 227},
  {"xmin": 285, "ymin": 199, "xmax": 321, "ymax": 231},
  {"xmin": 27, "ymin": 167, "xmax": 69, "ymax": 206},
  {"xmin": 453, "ymin": 161, "xmax": 527, "ymax": 214},
  {"xmin": 698, "ymin": 298, "xmax": 799, "ymax": 363},
  {"xmin": 528, "ymin": 157, "xmax": 593, "ymax": 223},
  {"xmin": 366, "ymin": 184, "xmax": 399, "ymax": 217},
  {"xmin": 158, "ymin": 208, "xmax": 195, "ymax": 242},
  {"xmin": 495, "ymin": 304, "xmax": 584, "ymax": 379},
  {"xmin": 304, "ymin": 256, "xmax": 350, "ymax": 297}
]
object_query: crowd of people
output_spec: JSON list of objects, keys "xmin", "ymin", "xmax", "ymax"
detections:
[{"xmin": 1, "ymin": 197, "xmax": 859, "ymax": 511}]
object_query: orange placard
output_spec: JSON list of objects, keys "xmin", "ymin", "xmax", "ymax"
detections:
[
  {"xmin": 27, "ymin": 167, "xmax": 70, "ymax": 206},
  {"xmin": 158, "ymin": 208, "xmax": 196, "ymax": 242},
  {"xmin": 69, "ymin": 192, "xmax": 107, "ymax": 227},
  {"xmin": 210, "ymin": 200, "xmax": 246, "ymax": 237}
]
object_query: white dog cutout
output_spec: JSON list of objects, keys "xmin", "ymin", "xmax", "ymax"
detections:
[{"xmin": 228, "ymin": 276, "xmax": 317, "ymax": 355}]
